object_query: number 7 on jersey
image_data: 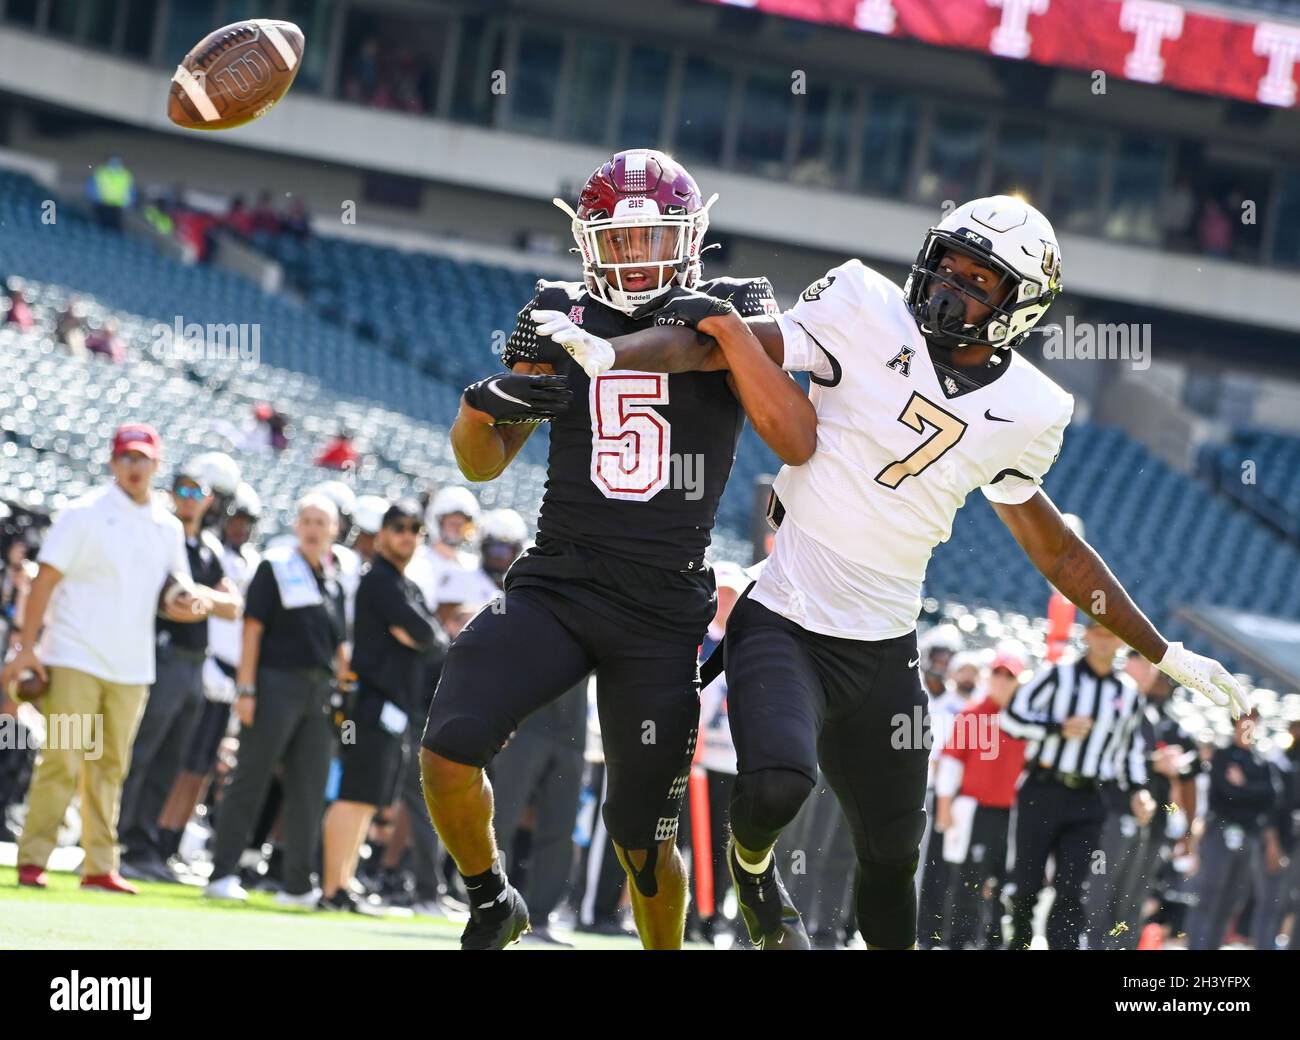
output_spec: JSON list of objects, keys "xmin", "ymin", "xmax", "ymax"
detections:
[{"xmin": 874, "ymin": 392, "xmax": 968, "ymax": 489}]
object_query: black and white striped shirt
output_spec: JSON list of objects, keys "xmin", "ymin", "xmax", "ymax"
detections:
[{"xmin": 1000, "ymin": 658, "xmax": 1148, "ymax": 788}]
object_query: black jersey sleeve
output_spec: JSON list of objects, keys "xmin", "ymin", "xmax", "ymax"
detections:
[
  {"xmin": 500, "ymin": 280, "xmax": 584, "ymax": 369},
  {"xmin": 698, "ymin": 275, "xmax": 779, "ymax": 320}
]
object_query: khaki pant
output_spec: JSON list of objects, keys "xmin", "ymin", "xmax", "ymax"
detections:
[{"xmin": 18, "ymin": 666, "xmax": 148, "ymax": 876}]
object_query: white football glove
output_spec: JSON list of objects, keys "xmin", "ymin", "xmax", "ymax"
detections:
[
  {"xmin": 1157, "ymin": 642, "xmax": 1253, "ymax": 720},
  {"xmin": 532, "ymin": 309, "xmax": 615, "ymax": 379}
]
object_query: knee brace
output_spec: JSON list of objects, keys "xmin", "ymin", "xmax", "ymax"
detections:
[{"xmin": 729, "ymin": 768, "xmax": 815, "ymax": 853}]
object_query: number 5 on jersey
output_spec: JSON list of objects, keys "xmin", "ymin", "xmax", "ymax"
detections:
[
  {"xmin": 875, "ymin": 392, "xmax": 967, "ymax": 489},
  {"xmin": 590, "ymin": 373, "xmax": 672, "ymax": 501}
]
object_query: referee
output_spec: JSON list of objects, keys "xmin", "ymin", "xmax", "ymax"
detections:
[
  {"xmin": 1001, "ymin": 619, "xmax": 1152, "ymax": 949},
  {"xmin": 322, "ymin": 500, "xmax": 436, "ymax": 912}
]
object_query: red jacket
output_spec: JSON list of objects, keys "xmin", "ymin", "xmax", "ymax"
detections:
[{"xmin": 942, "ymin": 696, "xmax": 1026, "ymax": 809}]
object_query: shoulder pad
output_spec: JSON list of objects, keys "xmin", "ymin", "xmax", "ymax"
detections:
[{"xmin": 699, "ymin": 275, "xmax": 779, "ymax": 319}]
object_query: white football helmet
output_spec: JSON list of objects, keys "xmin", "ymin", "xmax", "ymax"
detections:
[
  {"xmin": 181, "ymin": 451, "xmax": 241, "ymax": 496},
  {"xmin": 310, "ymin": 480, "xmax": 358, "ymax": 527},
  {"xmin": 428, "ymin": 485, "xmax": 481, "ymax": 526},
  {"xmin": 353, "ymin": 495, "xmax": 391, "ymax": 536},
  {"xmin": 480, "ymin": 508, "xmax": 528, "ymax": 545},
  {"xmin": 904, "ymin": 195, "xmax": 1062, "ymax": 350}
]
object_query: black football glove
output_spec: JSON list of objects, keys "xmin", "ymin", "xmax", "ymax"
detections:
[
  {"xmin": 641, "ymin": 287, "xmax": 737, "ymax": 328},
  {"xmin": 463, "ymin": 372, "xmax": 572, "ymax": 425}
]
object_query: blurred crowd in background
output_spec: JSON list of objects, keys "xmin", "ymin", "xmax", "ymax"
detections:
[{"xmin": 2, "ymin": 434, "xmax": 1296, "ymax": 949}]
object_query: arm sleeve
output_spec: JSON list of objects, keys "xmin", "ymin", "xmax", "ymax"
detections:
[
  {"xmin": 36, "ymin": 506, "xmax": 87, "ymax": 575},
  {"xmin": 934, "ymin": 754, "xmax": 965, "ymax": 799},
  {"xmin": 170, "ymin": 524, "xmax": 191, "ymax": 580},
  {"xmin": 242, "ymin": 561, "xmax": 279, "ymax": 625},
  {"xmin": 1000, "ymin": 665, "xmax": 1062, "ymax": 742},
  {"xmin": 1122, "ymin": 710, "xmax": 1150, "ymax": 790},
  {"xmin": 981, "ymin": 400, "xmax": 1073, "ymax": 505}
]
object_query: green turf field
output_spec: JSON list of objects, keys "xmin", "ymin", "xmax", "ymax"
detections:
[{"xmin": 0, "ymin": 867, "xmax": 658, "ymax": 950}]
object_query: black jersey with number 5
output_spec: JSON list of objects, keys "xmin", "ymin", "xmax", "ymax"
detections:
[{"xmin": 500, "ymin": 275, "xmax": 777, "ymax": 572}]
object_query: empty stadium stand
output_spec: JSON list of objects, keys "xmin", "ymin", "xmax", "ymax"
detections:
[{"xmin": 1200, "ymin": 428, "xmax": 1300, "ymax": 541}]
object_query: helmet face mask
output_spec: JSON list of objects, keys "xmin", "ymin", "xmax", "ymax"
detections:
[
  {"xmin": 579, "ymin": 207, "xmax": 698, "ymax": 313},
  {"xmin": 905, "ymin": 196, "xmax": 1062, "ymax": 351}
]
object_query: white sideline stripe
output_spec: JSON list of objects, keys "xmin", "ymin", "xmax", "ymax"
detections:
[
  {"xmin": 172, "ymin": 65, "xmax": 219, "ymax": 122},
  {"xmin": 259, "ymin": 22, "xmax": 299, "ymax": 70}
]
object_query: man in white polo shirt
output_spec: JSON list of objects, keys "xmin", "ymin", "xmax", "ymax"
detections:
[{"xmin": 1, "ymin": 423, "xmax": 210, "ymax": 893}]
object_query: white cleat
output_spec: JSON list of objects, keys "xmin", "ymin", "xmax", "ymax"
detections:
[
  {"xmin": 274, "ymin": 886, "xmax": 323, "ymax": 909},
  {"xmin": 205, "ymin": 875, "xmax": 249, "ymax": 902}
]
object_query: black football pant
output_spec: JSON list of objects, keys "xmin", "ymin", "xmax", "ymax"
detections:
[
  {"xmin": 1008, "ymin": 771, "xmax": 1105, "ymax": 949},
  {"xmin": 423, "ymin": 586, "xmax": 699, "ymax": 851},
  {"xmin": 947, "ymin": 804, "xmax": 1011, "ymax": 950},
  {"xmin": 724, "ymin": 593, "xmax": 930, "ymax": 950}
]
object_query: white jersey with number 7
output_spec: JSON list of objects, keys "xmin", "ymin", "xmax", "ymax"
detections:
[{"xmin": 751, "ymin": 259, "xmax": 1074, "ymax": 641}]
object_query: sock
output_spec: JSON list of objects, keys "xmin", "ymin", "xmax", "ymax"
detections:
[
  {"xmin": 159, "ymin": 828, "xmax": 182, "ymax": 860},
  {"xmin": 462, "ymin": 859, "xmax": 509, "ymax": 919},
  {"xmin": 732, "ymin": 843, "xmax": 774, "ymax": 878}
]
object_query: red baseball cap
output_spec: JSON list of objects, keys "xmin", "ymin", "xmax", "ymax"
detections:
[
  {"xmin": 111, "ymin": 423, "xmax": 162, "ymax": 460},
  {"xmin": 990, "ymin": 650, "xmax": 1026, "ymax": 678}
]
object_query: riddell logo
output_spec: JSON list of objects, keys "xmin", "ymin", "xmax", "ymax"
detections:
[{"xmin": 50, "ymin": 972, "xmax": 151, "ymax": 1020}]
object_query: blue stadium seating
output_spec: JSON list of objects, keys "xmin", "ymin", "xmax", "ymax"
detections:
[
  {"xmin": 5, "ymin": 166, "xmax": 1300, "ymax": 665},
  {"xmin": 1200, "ymin": 428, "xmax": 1300, "ymax": 540}
]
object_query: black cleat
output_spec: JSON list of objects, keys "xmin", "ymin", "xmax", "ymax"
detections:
[
  {"xmin": 460, "ymin": 883, "xmax": 531, "ymax": 950},
  {"xmin": 727, "ymin": 842, "xmax": 811, "ymax": 951}
]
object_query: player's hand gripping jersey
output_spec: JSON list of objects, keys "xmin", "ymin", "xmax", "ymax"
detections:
[
  {"xmin": 754, "ymin": 259, "xmax": 1074, "ymax": 639},
  {"xmin": 501, "ymin": 275, "xmax": 777, "ymax": 573}
]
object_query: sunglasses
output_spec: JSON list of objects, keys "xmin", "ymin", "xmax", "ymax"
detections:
[
  {"xmin": 387, "ymin": 522, "xmax": 425, "ymax": 535},
  {"xmin": 173, "ymin": 485, "xmax": 208, "ymax": 501}
]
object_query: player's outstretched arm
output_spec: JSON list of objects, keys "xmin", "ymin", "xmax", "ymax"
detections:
[
  {"xmin": 450, "ymin": 362, "xmax": 566, "ymax": 482},
  {"xmin": 608, "ymin": 324, "xmax": 726, "ymax": 373},
  {"xmin": 992, "ymin": 491, "xmax": 1252, "ymax": 718},
  {"xmin": 535, "ymin": 308, "xmax": 786, "ymax": 375}
]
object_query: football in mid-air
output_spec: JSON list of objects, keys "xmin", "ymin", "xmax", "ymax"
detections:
[{"xmin": 168, "ymin": 19, "xmax": 304, "ymax": 131}]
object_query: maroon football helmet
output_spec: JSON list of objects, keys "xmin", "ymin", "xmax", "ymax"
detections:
[{"xmin": 554, "ymin": 149, "xmax": 716, "ymax": 314}]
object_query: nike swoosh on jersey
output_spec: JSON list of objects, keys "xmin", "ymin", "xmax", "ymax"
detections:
[
  {"xmin": 908, "ymin": 656, "xmax": 920, "ymax": 668},
  {"xmin": 984, "ymin": 409, "xmax": 1013, "ymax": 422}
]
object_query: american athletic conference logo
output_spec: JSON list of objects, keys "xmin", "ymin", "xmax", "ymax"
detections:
[{"xmin": 567, "ymin": 306, "xmax": 585, "ymax": 325}]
